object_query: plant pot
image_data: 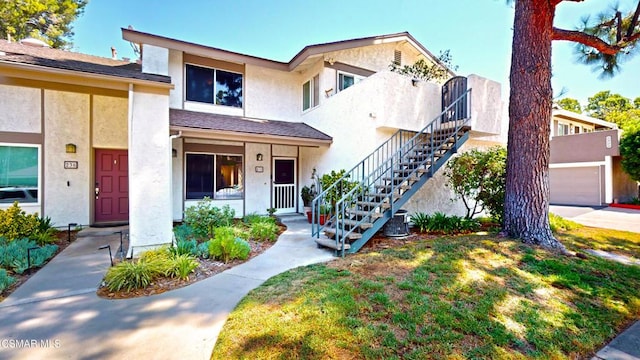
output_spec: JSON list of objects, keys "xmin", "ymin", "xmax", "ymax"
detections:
[
  {"xmin": 306, "ymin": 211, "xmax": 312, "ymax": 223},
  {"xmin": 319, "ymin": 214, "xmax": 327, "ymax": 225}
]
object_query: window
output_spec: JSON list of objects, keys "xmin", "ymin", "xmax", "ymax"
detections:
[
  {"xmin": 574, "ymin": 126, "xmax": 581, "ymax": 134},
  {"xmin": 337, "ymin": 71, "xmax": 365, "ymax": 92},
  {"xmin": 185, "ymin": 153, "xmax": 243, "ymax": 200},
  {"xmin": 302, "ymin": 74, "xmax": 319, "ymax": 111},
  {"xmin": 557, "ymin": 123, "xmax": 569, "ymax": 136},
  {"xmin": 0, "ymin": 144, "xmax": 39, "ymax": 203},
  {"xmin": 185, "ymin": 64, "xmax": 243, "ymax": 108}
]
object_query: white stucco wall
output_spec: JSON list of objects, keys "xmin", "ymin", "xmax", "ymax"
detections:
[
  {"xmin": 142, "ymin": 44, "xmax": 169, "ymax": 76},
  {"xmin": 0, "ymin": 85, "xmax": 41, "ymax": 133},
  {"xmin": 92, "ymin": 95, "xmax": 128, "ymax": 149},
  {"xmin": 43, "ymin": 90, "xmax": 91, "ymax": 226},
  {"xmin": 128, "ymin": 89, "xmax": 172, "ymax": 255},
  {"xmin": 324, "ymin": 42, "xmax": 426, "ymax": 74},
  {"xmin": 244, "ymin": 65, "xmax": 299, "ymax": 120},
  {"xmin": 168, "ymin": 49, "xmax": 184, "ymax": 109},
  {"xmin": 245, "ymin": 143, "xmax": 271, "ymax": 214},
  {"xmin": 467, "ymin": 74, "xmax": 505, "ymax": 138}
]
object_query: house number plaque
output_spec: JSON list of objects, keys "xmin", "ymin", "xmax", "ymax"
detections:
[{"xmin": 64, "ymin": 161, "xmax": 78, "ymax": 169}]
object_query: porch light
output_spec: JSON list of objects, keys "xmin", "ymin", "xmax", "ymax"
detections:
[
  {"xmin": 256, "ymin": 153, "xmax": 263, "ymax": 161},
  {"xmin": 172, "ymin": 148, "xmax": 177, "ymax": 157},
  {"xmin": 65, "ymin": 143, "xmax": 77, "ymax": 153},
  {"xmin": 411, "ymin": 78, "xmax": 419, "ymax": 87}
]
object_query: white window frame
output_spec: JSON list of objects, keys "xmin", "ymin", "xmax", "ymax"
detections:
[
  {"xmin": 184, "ymin": 63, "xmax": 244, "ymax": 109},
  {"xmin": 184, "ymin": 151, "xmax": 244, "ymax": 200},
  {"xmin": 302, "ymin": 74, "xmax": 320, "ymax": 112},
  {"xmin": 0, "ymin": 143, "xmax": 41, "ymax": 206},
  {"xmin": 337, "ymin": 71, "xmax": 365, "ymax": 92},
  {"xmin": 557, "ymin": 122, "xmax": 570, "ymax": 136}
]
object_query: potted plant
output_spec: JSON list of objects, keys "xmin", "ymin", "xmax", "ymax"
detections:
[
  {"xmin": 318, "ymin": 203, "xmax": 331, "ymax": 225},
  {"xmin": 301, "ymin": 185, "xmax": 316, "ymax": 223}
]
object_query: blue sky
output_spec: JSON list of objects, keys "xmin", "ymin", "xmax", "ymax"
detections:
[{"xmin": 72, "ymin": 0, "xmax": 640, "ymax": 105}]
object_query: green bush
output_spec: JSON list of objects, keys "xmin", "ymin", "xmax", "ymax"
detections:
[
  {"xmin": 249, "ymin": 221, "xmax": 279, "ymax": 242},
  {"xmin": 208, "ymin": 227, "xmax": 251, "ymax": 263},
  {"xmin": 167, "ymin": 254, "xmax": 199, "ymax": 280},
  {"xmin": 183, "ymin": 199, "xmax": 235, "ymax": 239},
  {"xmin": 410, "ymin": 212, "xmax": 479, "ymax": 234},
  {"xmin": 172, "ymin": 238, "xmax": 197, "ymax": 256},
  {"xmin": 196, "ymin": 241, "xmax": 211, "ymax": 259},
  {"xmin": 549, "ymin": 213, "xmax": 582, "ymax": 233},
  {"xmin": 0, "ymin": 202, "xmax": 41, "ymax": 241},
  {"xmin": 0, "ymin": 238, "xmax": 58, "ymax": 274},
  {"xmin": 620, "ymin": 129, "xmax": 640, "ymax": 182},
  {"xmin": 104, "ymin": 259, "xmax": 167, "ymax": 292},
  {"xmin": 173, "ymin": 224, "xmax": 196, "ymax": 243},
  {"xmin": 0, "ymin": 268, "xmax": 16, "ymax": 293},
  {"xmin": 139, "ymin": 246, "xmax": 172, "ymax": 262}
]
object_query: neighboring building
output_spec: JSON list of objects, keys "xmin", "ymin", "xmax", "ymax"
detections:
[
  {"xmin": 550, "ymin": 108, "xmax": 637, "ymax": 206},
  {"xmin": 0, "ymin": 30, "xmax": 506, "ymax": 254}
]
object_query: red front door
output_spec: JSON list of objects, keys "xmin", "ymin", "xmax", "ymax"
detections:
[{"xmin": 95, "ymin": 149, "xmax": 129, "ymax": 223}]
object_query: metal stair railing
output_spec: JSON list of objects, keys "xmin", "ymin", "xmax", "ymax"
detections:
[{"xmin": 312, "ymin": 89, "xmax": 472, "ymax": 254}]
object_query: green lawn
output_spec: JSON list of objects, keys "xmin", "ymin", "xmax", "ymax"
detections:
[{"xmin": 212, "ymin": 227, "xmax": 640, "ymax": 359}]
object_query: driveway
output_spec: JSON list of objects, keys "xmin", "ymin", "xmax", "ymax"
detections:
[{"xmin": 550, "ymin": 205, "xmax": 640, "ymax": 233}]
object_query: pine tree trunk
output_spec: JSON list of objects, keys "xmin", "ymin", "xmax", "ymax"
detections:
[{"xmin": 503, "ymin": 0, "xmax": 567, "ymax": 252}]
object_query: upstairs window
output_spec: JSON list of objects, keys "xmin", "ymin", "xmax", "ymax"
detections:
[
  {"xmin": 557, "ymin": 123, "xmax": 570, "ymax": 136},
  {"xmin": 302, "ymin": 74, "xmax": 319, "ymax": 111},
  {"xmin": 185, "ymin": 64, "xmax": 243, "ymax": 108},
  {"xmin": 337, "ymin": 71, "xmax": 365, "ymax": 92}
]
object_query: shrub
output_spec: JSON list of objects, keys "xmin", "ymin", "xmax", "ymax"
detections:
[
  {"xmin": 0, "ymin": 238, "xmax": 58, "ymax": 274},
  {"xmin": 183, "ymin": 199, "xmax": 235, "ymax": 239},
  {"xmin": 104, "ymin": 260, "xmax": 165, "ymax": 292},
  {"xmin": 0, "ymin": 268, "xmax": 16, "ymax": 293},
  {"xmin": 139, "ymin": 246, "xmax": 172, "ymax": 263},
  {"xmin": 549, "ymin": 213, "xmax": 582, "ymax": 233},
  {"xmin": 0, "ymin": 202, "xmax": 40, "ymax": 241},
  {"xmin": 196, "ymin": 241, "xmax": 211, "ymax": 259},
  {"xmin": 250, "ymin": 221, "xmax": 279, "ymax": 242},
  {"xmin": 445, "ymin": 146, "xmax": 507, "ymax": 222},
  {"xmin": 167, "ymin": 254, "xmax": 199, "ymax": 280},
  {"xmin": 620, "ymin": 129, "xmax": 640, "ymax": 182},
  {"xmin": 172, "ymin": 238, "xmax": 197, "ymax": 256},
  {"xmin": 208, "ymin": 227, "xmax": 251, "ymax": 263},
  {"xmin": 173, "ymin": 224, "xmax": 196, "ymax": 243},
  {"xmin": 410, "ymin": 212, "xmax": 479, "ymax": 234}
]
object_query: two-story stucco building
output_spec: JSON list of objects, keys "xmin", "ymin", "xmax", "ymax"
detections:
[{"xmin": 0, "ymin": 30, "xmax": 505, "ymax": 254}]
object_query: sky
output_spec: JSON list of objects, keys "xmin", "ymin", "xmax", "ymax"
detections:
[{"xmin": 71, "ymin": 0, "xmax": 640, "ymax": 106}]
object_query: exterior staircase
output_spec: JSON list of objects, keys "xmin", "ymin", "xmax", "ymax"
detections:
[{"xmin": 311, "ymin": 88, "xmax": 472, "ymax": 256}]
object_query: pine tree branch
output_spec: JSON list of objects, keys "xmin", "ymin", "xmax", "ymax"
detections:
[
  {"xmin": 627, "ymin": 1, "xmax": 640, "ymax": 39},
  {"xmin": 552, "ymin": 27, "xmax": 621, "ymax": 55},
  {"xmin": 551, "ymin": 0, "xmax": 585, "ymax": 7}
]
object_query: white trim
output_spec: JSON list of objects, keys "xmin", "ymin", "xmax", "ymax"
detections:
[
  {"xmin": 0, "ymin": 142, "xmax": 42, "ymax": 209},
  {"xmin": 604, "ymin": 156, "xmax": 613, "ymax": 203},
  {"xmin": 549, "ymin": 161, "xmax": 605, "ymax": 168}
]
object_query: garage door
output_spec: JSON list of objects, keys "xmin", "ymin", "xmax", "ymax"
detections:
[{"xmin": 549, "ymin": 166, "xmax": 602, "ymax": 206}]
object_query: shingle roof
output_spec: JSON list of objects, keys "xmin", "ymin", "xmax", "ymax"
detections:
[
  {"xmin": 170, "ymin": 109, "xmax": 332, "ymax": 142},
  {"xmin": 0, "ymin": 40, "xmax": 170, "ymax": 83}
]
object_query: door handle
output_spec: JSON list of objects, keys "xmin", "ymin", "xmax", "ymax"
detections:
[{"xmin": 95, "ymin": 182, "xmax": 100, "ymax": 198}]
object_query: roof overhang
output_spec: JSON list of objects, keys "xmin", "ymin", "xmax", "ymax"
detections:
[
  {"xmin": 0, "ymin": 59, "xmax": 174, "ymax": 91},
  {"xmin": 552, "ymin": 109, "xmax": 617, "ymax": 129},
  {"xmin": 171, "ymin": 126, "xmax": 332, "ymax": 147}
]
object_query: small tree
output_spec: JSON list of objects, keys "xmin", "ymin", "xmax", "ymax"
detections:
[
  {"xmin": 620, "ymin": 129, "xmax": 640, "ymax": 183},
  {"xmin": 389, "ymin": 50, "xmax": 458, "ymax": 82},
  {"xmin": 445, "ymin": 147, "xmax": 507, "ymax": 222}
]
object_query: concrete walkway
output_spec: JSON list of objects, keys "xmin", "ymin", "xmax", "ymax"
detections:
[
  {"xmin": 550, "ymin": 205, "xmax": 640, "ymax": 360},
  {"xmin": 0, "ymin": 216, "xmax": 333, "ymax": 359}
]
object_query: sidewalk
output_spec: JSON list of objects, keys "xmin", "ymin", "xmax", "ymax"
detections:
[
  {"xmin": 0, "ymin": 216, "xmax": 333, "ymax": 359},
  {"xmin": 550, "ymin": 205, "xmax": 640, "ymax": 360}
]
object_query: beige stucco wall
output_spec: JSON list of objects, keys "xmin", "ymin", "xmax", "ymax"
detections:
[
  {"xmin": 128, "ymin": 89, "xmax": 172, "ymax": 255},
  {"xmin": 467, "ymin": 75, "xmax": 504, "ymax": 138},
  {"xmin": 168, "ymin": 49, "xmax": 184, "ymax": 109},
  {"xmin": 0, "ymin": 84, "xmax": 41, "ymax": 133},
  {"xmin": 245, "ymin": 142, "xmax": 272, "ymax": 214},
  {"xmin": 43, "ymin": 90, "xmax": 91, "ymax": 225},
  {"xmin": 324, "ymin": 41, "xmax": 425, "ymax": 74},
  {"xmin": 92, "ymin": 95, "xmax": 128, "ymax": 149},
  {"xmin": 171, "ymin": 137, "xmax": 184, "ymax": 221}
]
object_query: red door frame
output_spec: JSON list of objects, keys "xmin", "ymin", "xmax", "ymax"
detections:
[{"xmin": 95, "ymin": 149, "xmax": 129, "ymax": 223}]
